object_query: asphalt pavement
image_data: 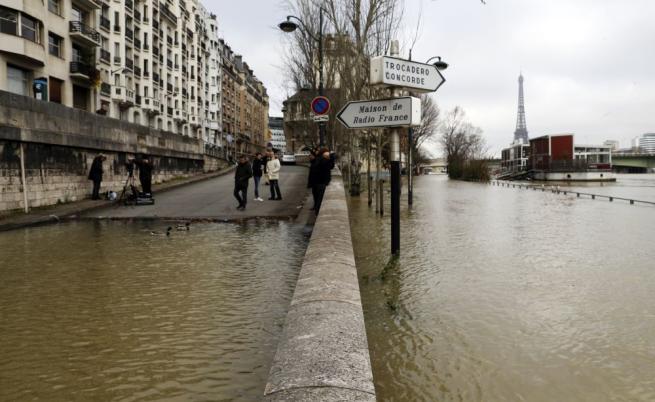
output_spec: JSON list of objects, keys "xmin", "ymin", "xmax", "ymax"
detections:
[{"xmin": 84, "ymin": 165, "xmax": 309, "ymax": 221}]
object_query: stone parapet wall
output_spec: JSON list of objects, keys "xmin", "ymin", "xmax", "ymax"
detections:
[
  {"xmin": 0, "ymin": 91, "xmax": 228, "ymax": 212},
  {"xmin": 263, "ymin": 174, "xmax": 376, "ymax": 401}
]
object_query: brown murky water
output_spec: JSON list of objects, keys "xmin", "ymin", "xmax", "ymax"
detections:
[
  {"xmin": 350, "ymin": 174, "xmax": 655, "ymax": 402},
  {"xmin": 0, "ymin": 220, "xmax": 309, "ymax": 401}
]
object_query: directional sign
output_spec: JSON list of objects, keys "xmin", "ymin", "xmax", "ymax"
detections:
[
  {"xmin": 337, "ymin": 97, "xmax": 421, "ymax": 129},
  {"xmin": 370, "ymin": 56, "xmax": 445, "ymax": 92},
  {"xmin": 311, "ymin": 96, "xmax": 331, "ymax": 115}
]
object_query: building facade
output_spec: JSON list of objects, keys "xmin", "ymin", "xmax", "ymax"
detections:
[
  {"xmin": 268, "ymin": 116, "xmax": 285, "ymax": 153},
  {"xmin": 0, "ymin": 0, "xmax": 266, "ymax": 152},
  {"xmin": 638, "ymin": 133, "xmax": 655, "ymax": 153}
]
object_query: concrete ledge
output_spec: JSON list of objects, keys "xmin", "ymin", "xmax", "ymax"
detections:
[{"xmin": 263, "ymin": 175, "xmax": 376, "ymax": 401}]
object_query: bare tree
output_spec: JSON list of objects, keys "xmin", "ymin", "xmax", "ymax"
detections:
[
  {"xmin": 408, "ymin": 93, "xmax": 440, "ymax": 174},
  {"xmin": 439, "ymin": 106, "xmax": 489, "ymax": 180}
]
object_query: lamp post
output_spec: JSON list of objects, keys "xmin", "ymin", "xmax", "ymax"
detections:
[
  {"xmin": 279, "ymin": 8, "xmax": 326, "ymax": 147},
  {"xmin": 406, "ymin": 56, "xmax": 448, "ymax": 206}
]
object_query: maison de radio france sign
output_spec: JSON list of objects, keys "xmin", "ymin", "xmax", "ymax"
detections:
[{"xmin": 336, "ymin": 97, "xmax": 421, "ymax": 129}]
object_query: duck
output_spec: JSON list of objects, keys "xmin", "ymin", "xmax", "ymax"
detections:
[
  {"xmin": 150, "ymin": 226, "xmax": 172, "ymax": 236},
  {"xmin": 176, "ymin": 222, "xmax": 191, "ymax": 231}
]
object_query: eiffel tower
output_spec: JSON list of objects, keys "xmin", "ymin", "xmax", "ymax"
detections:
[{"xmin": 514, "ymin": 73, "xmax": 529, "ymax": 144}]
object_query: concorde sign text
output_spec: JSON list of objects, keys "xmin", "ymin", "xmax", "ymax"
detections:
[
  {"xmin": 337, "ymin": 97, "xmax": 422, "ymax": 129},
  {"xmin": 370, "ymin": 56, "xmax": 445, "ymax": 92}
]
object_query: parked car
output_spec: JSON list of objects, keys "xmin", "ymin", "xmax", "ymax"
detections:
[{"xmin": 281, "ymin": 153, "xmax": 296, "ymax": 165}]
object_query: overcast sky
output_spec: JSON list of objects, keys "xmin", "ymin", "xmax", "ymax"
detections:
[{"xmin": 208, "ymin": 0, "xmax": 655, "ymax": 156}]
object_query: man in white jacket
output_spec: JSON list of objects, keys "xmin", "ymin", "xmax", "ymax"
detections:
[{"xmin": 266, "ymin": 151, "xmax": 282, "ymax": 200}]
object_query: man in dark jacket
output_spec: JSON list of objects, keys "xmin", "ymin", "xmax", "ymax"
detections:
[
  {"xmin": 88, "ymin": 154, "xmax": 106, "ymax": 200},
  {"xmin": 307, "ymin": 151, "xmax": 319, "ymax": 210},
  {"xmin": 234, "ymin": 155, "xmax": 253, "ymax": 210},
  {"xmin": 313, "ymin": 148, "xmax": 335, "ymax": 215},
  {"xmin": 133, "ymin": 156, "xmax": 153, "ymax": 195},
  {"xmin": 251, "ymin": 152, "xmax": 265, "ymax": 202}
]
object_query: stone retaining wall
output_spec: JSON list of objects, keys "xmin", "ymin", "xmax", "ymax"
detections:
[
  {"xmin": 263, "ymin": 174, "xmax": 376, "ymax": 401},
  {"xmin": 0, "ymin": 90, "xmax": 228, "ymax": 212}
]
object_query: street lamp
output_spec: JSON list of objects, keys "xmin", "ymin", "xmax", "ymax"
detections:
[
  {"xmin": 407, "ymin": 55, "xmax": 449, "ymax": 206},
  {"xmin": 279, "ymin": 8, "xmax": 326, "ymax": 147}
]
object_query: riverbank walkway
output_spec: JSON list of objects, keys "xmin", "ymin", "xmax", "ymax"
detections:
[{"xmin": 0, "ymin": 165, "xmax": 308, "ymax": 230}]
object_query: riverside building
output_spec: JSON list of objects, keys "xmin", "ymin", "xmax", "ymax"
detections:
[{"xmin": 0, "ymin": 0, "xmax": 267, "ymax": 151}]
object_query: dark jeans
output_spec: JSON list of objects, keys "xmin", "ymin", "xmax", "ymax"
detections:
[
  {"xmin": 92, "ymin": 179, "xmax": 101, "ymax": 200},
  {"xmin": 234, "ymin": 184, "xmax": 248, "ymax": 207},
  {"xmin": 253, "ymin": 175, "xmax": 261, "ymax": 198},
  {"xmin": 140, "ymin": 176, "xmax": 152, "ymax": 194},
  {"xmin": 269, "ymin": 179, "xmax": 281, "ymax": 199},
  {"xmin": 314, "ymin": 183, "xmax": 327, "ymax": 214}
]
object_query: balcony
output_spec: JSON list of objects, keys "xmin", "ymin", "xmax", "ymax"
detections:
[
  {"xmin": 125, "ymin": 28, "xmax": 134, "ymax": 42},
  {"xmin": 125, "ymin": 0, "xmax": 133, "ymax": 12},
  {"xmin": 135, "ymin": 38, "xmax": 141, "ymax": 50},
  {"xmin": 166, "ymin": 59, "xmax": 173, "ymax": 70},
  {"xmin": 166, "ymin": 83, "xmax": 173, "ymax": 93},
  {"xmin": 160, "ymin": 4, "xmax": 178, "ymax": 24},
  {"xmin": 113, "ymin": 86, "xmax": 135, "ymax": 107},
  {"xmin": 100, "ymin": 82, "xmax": 111, "ymax": 97},
  {"xmin": 174, "ymin": 63, "xmax": 179, "ymax": 71},
  {"xmin": 142, "ymin": 97, "xmax": 160, "ymax": 115},
  {"xmin": 153, "ymin": 72, "xmax": 160, "ymax": 83},
  {"xmin": 167, "ymin": 106, "xmax": 173, "ymax": 116},
  {"xmin": 135, "ymin": 66, "xmax": 142, "ymax": 77},
  {"xmin": 153, "ymin": 20, "xmax": 159, "ymax": 30},
  {"xmin": 125, "ymin": 58, "xmax": 134, "ymax": 71},
  {"xmin": 153, "ymin": 47, "xmax": 159, "ymax": 57},
  {"xmin": 166, "ymin": 36, "xmax": 173, "ymax": 46},
  {"xmin": 114, "ymin": 56, "xmax": 121, "ymax": 65},
  {"xmin": 100, "ymin": 16, "xmax": 110, "ymax": 31},
  {"xmin": 182, "ymin": 88, "xmax": 188, "ymax": 98},
  {"xmin": 99, "ymin": 49, "xmax": 110, "ymax": 64},
  {"xmin": 143, "ymin": 42, "xmax": 149, "ymax": 51},
  {"xmin": 135, "ymin": 95, "xmax": 142, "ymax": 105},
  {"xmin": 143, "ymin": 69, "xmax": 150, "ymax": 78},
  {"xmin": 114, "ymin": 24, "xmax": 121, "ymax": 33},
  {"xmin": 134, "ymin": 10, "xmax": 141, "ymax": 23},
  {"xmin": 69, "ymin": 21, "xmax": 100, "ymax": 47},
  {"xmin": 174, "ymin": 109, "xmax": 186, "ymax": 123},
  {"xmin": 70, "ymin": 61, "xmax": 92, "ymax": 79},
  {"xmin": 207, "ymin": 119, "xmax": 219, "ymax": 130},
  {"xmin": 72, "ymin": 0, "xmax": 101, "ymax": 10}
]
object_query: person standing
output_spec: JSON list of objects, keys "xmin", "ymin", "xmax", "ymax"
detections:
[
  {"xmin": 133, "ymin": 156, "xmax": 153, "ymax": 195},
  {"xmin": 266, "ymin": 151, "xmax": 282, "ymax": 200},
  {"xmin": 313, "ymin": 148, "xmax": 335, "ymax": 215},
  {"xmin": 307, "ymin": 151, "xmax": 319, "ymax": 210},
  {"xmin": 251, "ymin": 152, "xmax": 265, "ymax": 202},
  {"xmin": 234, "ymin": 155, "xmax": 253, "ymax": 210},
  {"xmin": 88, "ymin": 154, "xmax": 106, "ymax": 200}
]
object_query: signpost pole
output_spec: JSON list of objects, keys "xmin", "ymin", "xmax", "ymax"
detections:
[
  {"xmin": 390, "ymin": 40, "xmax": 401, "ymax": 256},
  {"xmin": 317, "ymin": 7, "xmax": 326, "ymax": 147}
]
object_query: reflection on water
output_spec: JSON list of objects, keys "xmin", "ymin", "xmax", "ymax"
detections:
[
  {"xmin": 0, "ymin": 220, "xmax": 309, "ymax": 401},
  {"xmin": 350, "ymin": 174, "xmax": 655, "ymax": 402}
]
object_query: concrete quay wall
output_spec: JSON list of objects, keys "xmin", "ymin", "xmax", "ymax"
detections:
[
  {"xmin": 0, "ymin": 91, "xmax": 228, "ymax": 212},
  {"xmin": 264, "ymin": 175, "xmax": 376, "ymax": 401}
]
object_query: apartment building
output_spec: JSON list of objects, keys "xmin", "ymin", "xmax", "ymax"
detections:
[{"xmin": 1, "ymin": 0, "xmax": 265, "ymax": 151}]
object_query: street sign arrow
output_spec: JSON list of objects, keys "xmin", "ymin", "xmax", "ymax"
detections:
[
  {"xmin": 336, "ymin": 97, "xmax": 422, "ymax": 129},
  {"xmin": 370, "ymin": 56, "xmax": 445, "ymax": 92}
]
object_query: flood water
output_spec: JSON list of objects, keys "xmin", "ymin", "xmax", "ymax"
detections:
[
  {"xmin": 349, "ymin": 174, "xmax": 655, "ymax": 402},
  {"xmin": 0, "ymin": 220, "xmax": 309, "ymax": 401}
]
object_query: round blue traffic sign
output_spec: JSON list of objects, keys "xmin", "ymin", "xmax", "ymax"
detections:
[{"xmin": 311, "ymin": 96, "xmax": 331, "ymax": 115}]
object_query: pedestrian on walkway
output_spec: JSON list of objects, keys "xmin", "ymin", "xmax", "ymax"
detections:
[
  {"xmin": 307, "ymin": 151, "xmax": 319, "ymax": 210},
  {"xmin": 266, "ymin": 150, "xmax": 282, "ymax": 200},
  {"xmin": 133, "ymin": 156, "xmax": 154, "ymax": 195},
  {"xmin": 88, "ymin": 154, "xmax": 106, "ymax": 200},
  {"xmin": 234, "ymin": 155, "xmax": 253, "ymax": 210},
  {"xmin": 252, "ymin": 152, "xmax": 265, "ymax": 202},
  {"xmin": 313, "ymin": 148, "xmax": 335, "ymax": 215}
]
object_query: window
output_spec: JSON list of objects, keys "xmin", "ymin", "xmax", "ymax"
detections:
[
  {"xmin": 48, "ymin": 0, "xmax": 61, "ymax": 16},
  {"xmin": 7, "ymin": 65, "xmax": 30, "ymax": 96},
  {"xmin": 21, "ymin": 14, "xmax": 39, "ymax": 42},
  {"xmin": 48, "ymin": 32, "xmax": 62, "ymax": 57},
  {"xmin": 0, "ymin": 7, "xmax": 18, "ymax": 35}
]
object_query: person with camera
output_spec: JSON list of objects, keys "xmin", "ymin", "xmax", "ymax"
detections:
[
  {"xmin": 129, "ymin": 155, "xmax": 154, "ymax": 195},
  {"xmin": 88, "ymin": 154, "xmax": 106, "ymax": 200}
]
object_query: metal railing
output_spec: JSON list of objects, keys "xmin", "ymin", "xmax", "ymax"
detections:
[
  {"xmin": 100, "ymin": 16, "xmax": 110, "ymax": 30},
  {"xmin": 100, "ymin": 49, "xmax": 110, "ymax": 63},
  {"xmin": 70, "ymin": 61, "xmax": 92, "ymax": 76},
  {"xmin": 100, "ymin": 82, "xmax": 111, "ymax": 96},
  {"xmin": 69, "ymin": 21, "xmax": 100, "ymax": 43}
]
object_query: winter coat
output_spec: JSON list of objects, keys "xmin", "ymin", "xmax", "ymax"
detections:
[
  {"xmin": 252, "ymin": 158, "xmax": 265, "ymax": 177},
  {"xmin": 314, "ymin": 155, "xmax": 335, "ymax": 186},
  {"xmin": 235, "ymin": 161, "xmax": 253, "ymax": 187},
  {"xmin": 88, "ymin": 156, "xmax": 103, "ymax": 181},
  {"xmin": 134, "ymin": 159, "xmax": 153, "ymax": 182},
  {"xmin": 266, "ymin": 158, "xmax": 281, "ymax": 181},
  {"xmin": 307, "ymin": 158, "xmax": 318, "ymax": 188}
]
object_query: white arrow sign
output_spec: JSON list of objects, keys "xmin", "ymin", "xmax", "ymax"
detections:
[
  {"xmin": 370, "ymin": 56, "xmax": 445, "ymax": 92},
  {"xmin": 337, "ymin": 97, "xmax": 422, "ymax": 129}
]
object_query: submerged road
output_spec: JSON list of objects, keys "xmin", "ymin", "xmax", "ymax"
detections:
[{"xmin": 84, "ymin": 165, "xmax": 308, "ymax": 220}]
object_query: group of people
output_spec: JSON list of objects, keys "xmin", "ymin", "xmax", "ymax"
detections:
[{"xmin": 233, "ymin": 150, "xmax": 282, "ymax": 211}]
